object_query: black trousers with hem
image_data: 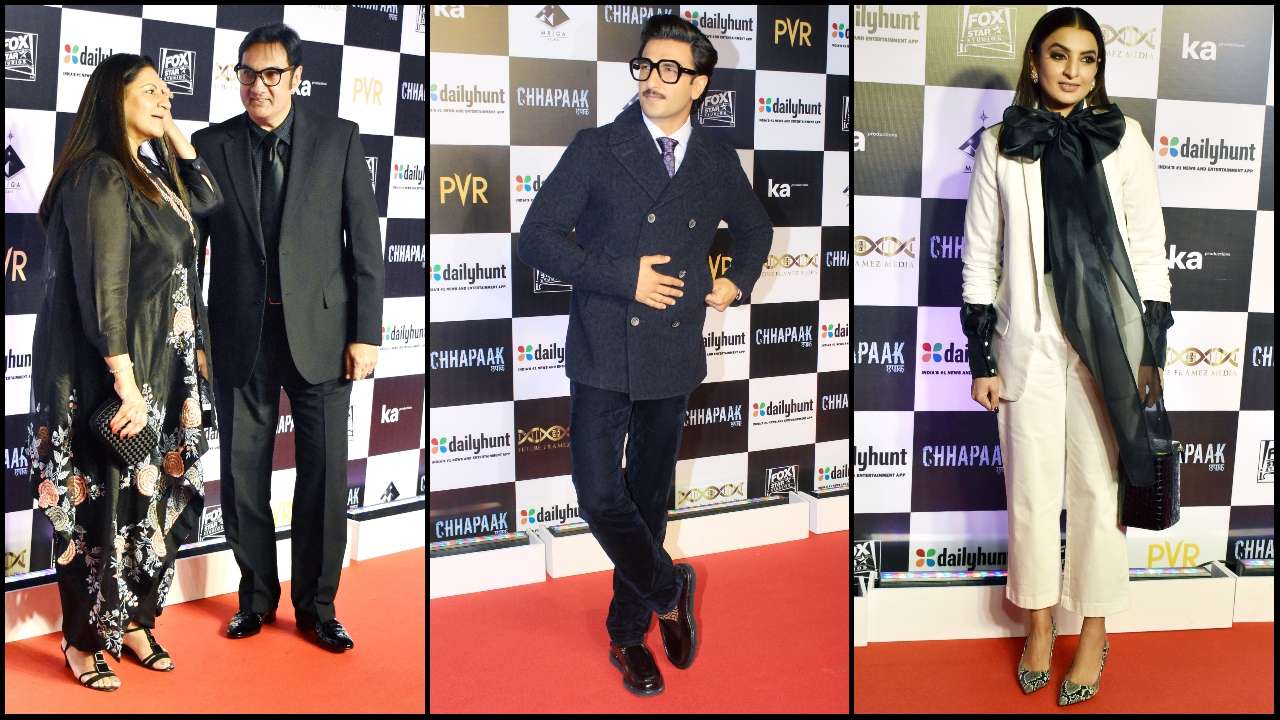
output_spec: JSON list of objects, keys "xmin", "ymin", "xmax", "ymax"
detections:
[
  {"xmin": 215, "ymin": 302, "xmax": 352, "ymax": 624},
  {"xmin": 569, "ymin": 380, "xmax": 688, "ymax": 647}
]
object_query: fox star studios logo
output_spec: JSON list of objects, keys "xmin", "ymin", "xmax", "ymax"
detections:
[
  {"xmin": 5, "ymin": 31, "xmax": 38, "ymax": 81},
  {"xmin": 158, "ymin": 48, "xmax": 195, "ymax": 94}
]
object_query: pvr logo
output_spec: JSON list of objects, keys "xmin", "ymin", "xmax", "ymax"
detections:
[
  {"xmin": 773, "ymin": 17, "xmax": 812, "ymax": 47},
  {"xmin": 353, "ymin": 76, "xmax": 383, "ymax": 105},
  {"xmin": 5, "ymin": 246, "xmax": 28, "ymax": 281},
  {"xmin": 1148, "ymin": 540, "xmax": 1199, "ymax": 567},
  {"xmin": 439, "ymin": 173, "xmax": 488, "ymax": 206}
]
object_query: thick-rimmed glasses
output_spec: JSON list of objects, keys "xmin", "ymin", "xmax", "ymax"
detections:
[
  {"xmin": 629, "ymin": 57, "xmax": 698, "ymax": 84},
  {"xmin": 235, "ymin": 64, "xmax": 295, "ymax": 87}
]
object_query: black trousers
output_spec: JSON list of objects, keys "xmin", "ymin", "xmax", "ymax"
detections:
[
  {"xmin": 569, "ymin": 380, "xmax": 689, "ymax": 646},
  {"xmin": 215, "ymin": 302, "xmax": 352, "ymax": 623}
]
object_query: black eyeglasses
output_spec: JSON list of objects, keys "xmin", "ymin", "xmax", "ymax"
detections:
[
  {"xmin": 630, "ymin": 57, "xmax": 699, "ymax": 84},
  {"xmin": 234, "ymin": 64, "xmax": 296, "ymax": 87}
]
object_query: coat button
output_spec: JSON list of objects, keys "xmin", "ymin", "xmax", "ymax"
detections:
[
  {"xmin": 647, "ymin": 213, "xmax": 656, "ymax": 223},
  {"xmin": 671, "ymin": 320, "xmax": 680, "ymax": 328},
  {"xmin": 630, "ymin": 316, "xmax": 639, "ymax": 326},
  {"xmin": 678, "ymin": 270, "xmax": 686, "ymax": 278},
  {"xmin": 688, "ymin": 218, "xmax": 696, "ymax": 228}
]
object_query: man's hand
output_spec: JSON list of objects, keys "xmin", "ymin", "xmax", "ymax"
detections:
[
  {"xmin": 346, "ymin": 342, "xmax": 379, "ymax": 380},
  {"xmin": 196, "ymin": 348, "xmax": 209, "ymax": 380},
  {"xmin": 634, "ymin": 254, "xmax": 684, "ymax": 310},
  {"xmin": 704, "ymin": 277, "xmax": 738, "ymax": 312}
]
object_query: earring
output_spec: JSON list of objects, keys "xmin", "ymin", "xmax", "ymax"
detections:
[{"xmin": 1030, "ymin": 69, "xmax": 1038, "ymax": 82}]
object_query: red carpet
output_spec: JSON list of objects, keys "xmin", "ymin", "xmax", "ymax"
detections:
[
  {"xmin": 430, "ymin": 530, "xmax": 849, "ymax": 713},
  {"xmin": 854, "ymin": 620, "xmax": 1274, "ymax": 713},
  {"xmin": 4, "ymin": 547, "xmax": 424, "ymax": 713}
]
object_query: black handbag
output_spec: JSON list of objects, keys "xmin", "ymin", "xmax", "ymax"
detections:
[
  {"xmin": 90, "ymin": 398, "xmax": 159, "ymax": 468},
  {"xmin": 1119, "ymin": 398, "xmax": 1181, "ymax": 531}
]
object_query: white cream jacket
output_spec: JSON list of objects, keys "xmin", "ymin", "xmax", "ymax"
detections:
[{"xmin": 961, "ymin": 101, "xmax": 1172, "ymax": 401}]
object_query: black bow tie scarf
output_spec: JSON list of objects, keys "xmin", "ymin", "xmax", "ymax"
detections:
[{"xmin": 998, "ymin": 101, "xmax": 1172, "ymax": 489}]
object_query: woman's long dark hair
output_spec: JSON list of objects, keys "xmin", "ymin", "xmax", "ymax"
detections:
[
  {"xmin": 1000, "ymin": 7, "xmax": 1114, "ymax": 149},
  {"xmin": 37, "ymin": 53, "xmax": 189, "ymax": 231}
]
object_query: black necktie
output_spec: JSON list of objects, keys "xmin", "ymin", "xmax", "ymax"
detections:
[
  {"xmin": 260, "ymin": 134, "xmax": 283, "ymax": 231},
  {"xmin": 259, "ymin": 133, "xmax": 284, "ymax": 299}
]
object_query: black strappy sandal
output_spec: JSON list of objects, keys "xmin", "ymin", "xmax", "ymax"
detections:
[
  {"xmin": 61, "ymin": 638, "xmax": 120, "ymax": 691},
  {"xmin": 123, "ymin": 625, "xmax": 175, "ymax": 671}
]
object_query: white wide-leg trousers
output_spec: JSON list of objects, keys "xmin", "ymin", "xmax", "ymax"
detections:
[{"xmin": 998, "ymin": 272, "xmax": 1133, "ymax": 617}]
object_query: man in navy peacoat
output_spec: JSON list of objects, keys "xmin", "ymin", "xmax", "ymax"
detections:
[
  {"xmin": 517, "ymin": 99, "xmax": 773, "ymax": 401},
  {"xmin": 517, "ymin": 17, "xmax": 773, "ymax": 687}
]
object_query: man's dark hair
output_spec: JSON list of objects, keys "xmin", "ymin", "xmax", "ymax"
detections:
[
  {"xmin": 238, "ymin": 22, "xmax": 304, "ymax": 69},
  {"xmin": 636, "ymin": 14, "xmax": 718, "ymax": 111}
]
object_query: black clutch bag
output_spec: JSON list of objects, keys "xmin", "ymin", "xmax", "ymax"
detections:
[
  {"xmin": 1119, "ymin": 399, "xmax": 1181, "ymax": 531},
  {"xmin": 90, "ymin": 398, "xmax": 159, "ymax": 468}
]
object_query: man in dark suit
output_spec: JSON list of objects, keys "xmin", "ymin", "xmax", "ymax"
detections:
[
  {"xmin": 192, "ymin": 23, "xmax": 384, "ymax": 653},
  {"xmin": 517, "ymin": 14, "xmax": 772, "ymax": 697}
]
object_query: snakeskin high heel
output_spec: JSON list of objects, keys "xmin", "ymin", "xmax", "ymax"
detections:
[
  {"xmin": 1058, "ymin": 637, "xmax": 1108, "ymax": 706},
  {"xmin": 1016, "ymin": 616, "xmax": 1057, "ymax": 694}
]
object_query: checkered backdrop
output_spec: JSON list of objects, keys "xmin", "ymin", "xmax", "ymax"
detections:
[
  {"xmin": 5, "ymin": 5, "xmax": 426, "ymax": 583},
  {"xmin": 853, "ymin": 5, "xmax": 1274, "ymax": 575},
  {"xmin": 428, "ymin": 6, "xmax": 850, "ymax": 547}
]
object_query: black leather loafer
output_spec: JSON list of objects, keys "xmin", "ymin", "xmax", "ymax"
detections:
[
  {"xmin": 226, "ymin": 609, "xmax": 275, "ymax": 639},
  {"xmin": 609, "ymin": 643, "xmax": 664, "ymax": 697},
  {"xmin": 308, "ymin": 618, "xmax": 355, "ymax": 652},
  {"xmin": 657, "ymin": 563, "xmax": 698, "ymax": 669}
]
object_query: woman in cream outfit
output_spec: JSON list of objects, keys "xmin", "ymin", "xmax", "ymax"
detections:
[{"xmin": 960, "ymin": 24, "xmax": 1171, "ymax": 702}]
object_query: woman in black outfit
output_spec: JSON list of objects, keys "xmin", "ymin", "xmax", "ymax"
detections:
[{"xmin": 30, "ymin": 53, "xmax": 224, "ymax": 691}]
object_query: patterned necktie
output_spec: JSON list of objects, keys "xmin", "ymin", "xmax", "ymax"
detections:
[{"xmin": 656, "ymin": 136, "xmax": 678, "ymax": 177}]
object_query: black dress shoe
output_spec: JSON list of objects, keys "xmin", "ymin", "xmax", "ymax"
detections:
[
  {"xmin": 226, "ymin": 610, "xmax": 276, "ymax": 639},
  {"xmin": 308, "ymin": 618, "xmax": 355, "ymax": 652},
  {"xmin": 608, "ymin": 643, "xmax": 664, "ymax": 697},
  {"xmin": 657, "ymin": 563, "xmax": 698, "ymax": 669}
]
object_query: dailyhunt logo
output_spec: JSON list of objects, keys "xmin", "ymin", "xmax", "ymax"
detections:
[
  {"xmin": 431, "ymin": 262, "xmax": 508, "ymax": 285},
  {"xmin": 430, "ymin": 432, "xmax": 513, "ymax": 455},
  {"xmin": 514, "ymin": 174, "xmax": 544, "ymax": 194},
  {"xmin": 820, "ymin": 322, "xmax": 849, "ymax": 339},
  {"xmin": 921, "ymin": 341, "xmax": 967, "ymax": 363},
  {"xmin": 756, "ymin": 96, "xmax": 823, "ymax": 119},
  {"xmin": 913, "ymin": 545, "xmax": 1008, "ymax": 571},
  {"xmin": 817, "ymin": 464, "xmax": 849, "ymax": 482},
  {"xmin": 515, "ymin": 342, "xmax": 565, "ymax": 363},
  {"xmin": 1157, "ymin": 135, "xmax": 1256, "ymax": 165},
  {"xmin": 63, "ymin": 44, "xmax": 116, "ymax": 68},
  {"xmin": 751, "ymin": 398, "xmax": 815, "ymax": 419}
]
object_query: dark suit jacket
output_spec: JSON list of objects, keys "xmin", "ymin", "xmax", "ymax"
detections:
[
  {"xmin": 518, "ymin": 101, "xmax": 773, "ymax": 400},
  {"xmin": 192, "ymin": 105, "xmax": 384, "ymax": 389}
]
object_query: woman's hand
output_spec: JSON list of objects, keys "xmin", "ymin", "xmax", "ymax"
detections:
[
  {"xmin": 1138, "ymin": 365, "xmax": 1164, "ymax": 407},
  {"xmin": 972, "ymin": 376, "xmax": 1002, "ymax": 412},
  {"xmin": 159, "ymin": 102, "xmax": 198, "ymax": 160},
  {"xmin": 196, "ymin": 348, "xmax": 209, "ymax": 380},
  {"xmin": 109, "ymin": 373, "xmax": 149, "ymax": 438}
]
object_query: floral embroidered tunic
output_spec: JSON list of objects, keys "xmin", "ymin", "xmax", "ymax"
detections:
[{"xmin": 28, "ymin": 148, "xmax": 223, "ymax": 659}]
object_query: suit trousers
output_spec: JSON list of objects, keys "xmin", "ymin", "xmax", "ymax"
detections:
[
  {"xmin": 997, "ymin": 271, "xmax": 1132, "ymax": 617},
  {"xmin": 569, "ymin": 380, "xmax": 688, "ymax": 647},
  {"xmin": 215, "ymin": 302, "xmax": 353, "ymax": 623}
]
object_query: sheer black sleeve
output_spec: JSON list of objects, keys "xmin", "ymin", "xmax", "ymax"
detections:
[
  {"xmin": 63, "ymin": 156, "xmax": 131, "ymax": 358},
  {"xmin": 175, "ymin": 156, "xmax": 224, "ymax": 217},
  {"xmin": 1140, "ymin": 300, "xmax": 1173, "ymax": 368},
  {"xmin": 961, "ymin": 303, "xmax": 998, "ymax": 377}
]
